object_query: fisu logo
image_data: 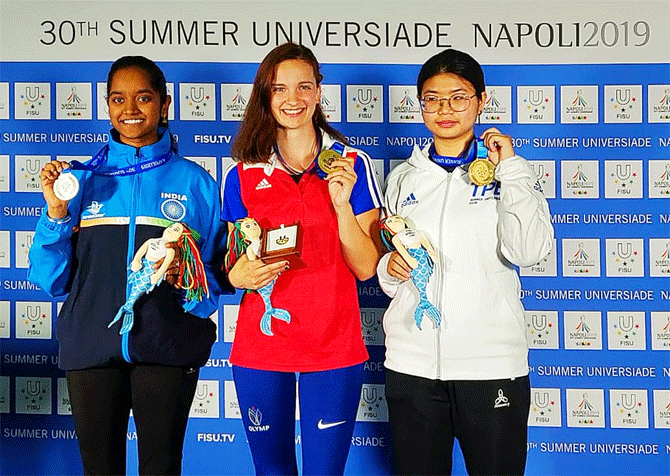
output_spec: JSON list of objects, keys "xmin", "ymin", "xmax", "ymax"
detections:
[
  {"xmin": 615, "ymin": 163, "xmax": 632, "ymax": 181},
  {"xmin": 24, "ymin": 305, "xmax": 43, "ymax": 323},
  {"xmin": 620, "ymin": 393, "xmax": 638, "ymax": 411},
  {"xmin": 615, "ymin": 88, "xmax": 632, "ymax": 106},
  {"xmin": 617, "ymin": 314, "xmax": 635, "ymax": 334},
  {"xmin": 528, "ymin": 89, "xmax": 544, "ymax": 106},
  {"xmin": 16, "ymin": 82, "xmax": 51, "ymax": 119},
  {"xmin": 533, "ymin": 391, "xmax": 550, "ymax": 409},
  {"xmin": 610, "ymin": 389, "xmax": 648, "ymax": 428},
  {"xmin": 19, "ymin": 380, "xmax": 45, "ymax": 409},
  {"xmin": 605, "ymin": 160, "xmax": 641, "ymax": 198},
  {"xmin": 190, "ymin": 87, "xmax": 205, "ymax": 104},
  {"xmin": 615, "ymin": 242, "xmax": 633, "ymax": 261},
  {"xmin": 362, "ymin": 386, "xmax": 379, "ymax": 407},
  {"xmin": 194, "ymin": 384, "xmax": 210, "ymax": 402},
  {"xmin": 347, "ymin": 85, "xmax": 382, "ymax": 123},
  {"xmin": 356, "ymin": 88, "xmax": 373, "ymax": 106},
  {"xmin": 528, "ymin": 387, "xmax": 561, "ymax": 427},
  {"xmin": 357, "ymin": 384, "xmax": 389, "ymax": 422},
  {"xmin": 180, "ymin": 83, "xmax": 215, "ymax": 121},
  {"xmin": 16, "ymin": 377, "xmax": 52, "ymax": 414},
  {"xmin": 24, "ymin": 86, "xmax": 41, "ymax": 104},
  {"xmin": 529, "ymin": 313, "xmax": 548, "ymax": 334},
  {"xmin": 24, "ymin": 159, "xmax": 41, "ymax": 176}
]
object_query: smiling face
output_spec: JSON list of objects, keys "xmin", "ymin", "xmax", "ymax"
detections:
[
  {"xmin": 270, "ymin": 59, "xmax": 321, "ymax": 133},
  {"xmin": 420, "ymin": 73, "xmax": 485, "ymax": 154},
  {"xmin": 107, "ymin": 66, "xmax": 171, "ymax": 148}
]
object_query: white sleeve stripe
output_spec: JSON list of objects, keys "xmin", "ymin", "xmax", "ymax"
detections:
[{"xmin": 358, "ymin": 152, "xmax": 383, "ymax": 209}]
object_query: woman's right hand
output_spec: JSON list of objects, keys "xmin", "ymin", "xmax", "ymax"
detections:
[
  {"xmin": 40, "ymin": 160, "xmax": 71, "ymax": 219},
  {"xmin": 228, "ymin": 254, "xmax": 288, "ymax": 290},
  {"xmin": 387, "ymin": 251, "xmax": 412, "ymax": 282}
]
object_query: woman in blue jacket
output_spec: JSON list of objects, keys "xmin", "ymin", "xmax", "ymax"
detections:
[{"xmin": 28, "ymin": 56, "xmax": 228, "ymax": 475}]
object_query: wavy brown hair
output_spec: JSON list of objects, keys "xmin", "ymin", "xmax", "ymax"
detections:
[{"xmin": 231, "ymin": 42, "xmax": 347, "ymax": 164}]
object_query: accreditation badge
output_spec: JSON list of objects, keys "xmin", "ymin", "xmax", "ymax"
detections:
[{"xmin": 53, "ymin": 171, "xmax": 80, "ymax": 201}]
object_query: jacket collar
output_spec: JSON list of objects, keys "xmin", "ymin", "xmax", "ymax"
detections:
[
  {"xmin": 320, "ymin": 129, "xmax": 338, "ymax": 151},
  {"xmin": 250, "ymin": 128, "xmax": 343, "ymax": 176},
  {"xmin": 107, "ymin": 128, "xmax": 173, "ymax": 167},
  {"xmin": 409, "ymin": 142, "xmax": 468, "ymax": 177}
]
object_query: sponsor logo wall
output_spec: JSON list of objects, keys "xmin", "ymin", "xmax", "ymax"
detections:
[{"xmin": 0, "ymin": 1, "xmax": 668, "ymax": 475}]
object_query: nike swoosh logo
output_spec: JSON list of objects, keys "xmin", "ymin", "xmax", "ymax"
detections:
[{"xmin": 317, "ymin": 419, "xmax": 346, "ymax": 430}]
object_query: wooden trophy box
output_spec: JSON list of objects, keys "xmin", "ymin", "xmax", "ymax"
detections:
[{"xmin": 260, "ymin": 223, "xmax": 305, "ymax": 269}]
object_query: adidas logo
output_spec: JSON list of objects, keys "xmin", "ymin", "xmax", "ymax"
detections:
[
  {"xmin": 401, "ymin": 193, "xmax": 419, "ymax": 207},
  {"xmin": 255, "ymin": 178, "xmax": 272, "ymax": 190}
]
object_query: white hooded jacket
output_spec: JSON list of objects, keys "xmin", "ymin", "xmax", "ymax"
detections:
[{"xmin": 377, "ymin": 143, "xmax": 554, "ymax": 380}]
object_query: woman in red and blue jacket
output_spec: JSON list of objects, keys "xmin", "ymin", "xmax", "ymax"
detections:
[{"xmin": 221, "ymin": 42, "xmax": 383, "ymax": 476}]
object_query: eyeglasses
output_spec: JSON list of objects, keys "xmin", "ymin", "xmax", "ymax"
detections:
[{"xmin": 419, "ymin": 94, "xmax": 477, "ymax": 113}]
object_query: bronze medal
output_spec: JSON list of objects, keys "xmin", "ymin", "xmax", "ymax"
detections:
[
  {"xmin": 468, "ymin": 158, "xmax": 495, "ymax": 186},
  {"xmin": 317, "ymin": 149, "xmax": 341, "ymax": 174}
]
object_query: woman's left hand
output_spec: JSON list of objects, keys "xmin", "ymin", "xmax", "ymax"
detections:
[
  {"xmin": 480, "ymin": 128, "xmax": 515, "ymax": 166},
  {"xmin": 327, "ymin": 155, "xmax": 357, "ymax": 210}
]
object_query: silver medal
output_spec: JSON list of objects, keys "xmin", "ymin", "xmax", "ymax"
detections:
[{"xmin": 53, "ymin": 172, "xmax": 79, "ymax": 201}]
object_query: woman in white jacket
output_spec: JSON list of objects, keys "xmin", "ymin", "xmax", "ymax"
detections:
[{"xmin": 377, "ymin": 49, "xmax": 554, "ymax": 476}]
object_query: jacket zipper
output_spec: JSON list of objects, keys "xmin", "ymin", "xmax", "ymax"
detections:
[
  {"xmin": 434, "ymin": 170, "xmax": 452, "ymax": 380},
  {"xmin": 121, "ymin": 148, "xmax": 141, "ymax": 363}
]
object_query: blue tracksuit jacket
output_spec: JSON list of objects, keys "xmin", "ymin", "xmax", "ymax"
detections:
[{"xmin": 27, "ymin": 130, "xmax": 230, "ymax": 370}]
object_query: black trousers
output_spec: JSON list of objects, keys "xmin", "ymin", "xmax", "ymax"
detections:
[
  {"xmin": 386, "ymin": 369, "xmax": 530, "ymax": 476},
  {"xmin": 66, "ymin": 365, "xmax": 200, "ymax": 476}
]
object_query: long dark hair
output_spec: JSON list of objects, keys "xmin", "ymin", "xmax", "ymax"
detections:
[
  {"xmin": 107, "ymin": 56, "xmax": 177, "ymax": 151},
  {"xmin": 416, "ymin": 49, "xmax": 485, "ymax": 99},
  {"xmin": 231, "ymin": 42, "xmax": 346, "ymax": 164}
]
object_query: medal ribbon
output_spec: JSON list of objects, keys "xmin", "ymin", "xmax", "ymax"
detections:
[
  {"xmin": 67, "ymin": 144, "xmax": 173, "ymax": 177},
  {"xmin": 429, "ymin": 138, "xmax": 487, "ymax": 167},
  {"xmin": 330, "ymin": 142, "xmax": 346, "ymax": 156}
]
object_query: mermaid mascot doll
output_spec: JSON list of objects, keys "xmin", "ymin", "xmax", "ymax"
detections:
[
  {"xmin": 225, "ymin": 217, "xmax": 290, "ymax": 336},
  {"xmin": 380, "ymin": 215, "xmax": 441, "ymax": 330},
  {"xmin": 109, "ymin": 222, "xmax": 209, "ymax": 334}
]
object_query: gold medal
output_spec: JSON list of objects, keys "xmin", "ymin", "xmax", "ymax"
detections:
[
  {"xmin": 468, "ymin": 158, "xmax": 495, "ymax": 186},
  {"xmin": 317, "ymin": 149, "xmax": 341, "ymax": 174}
]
